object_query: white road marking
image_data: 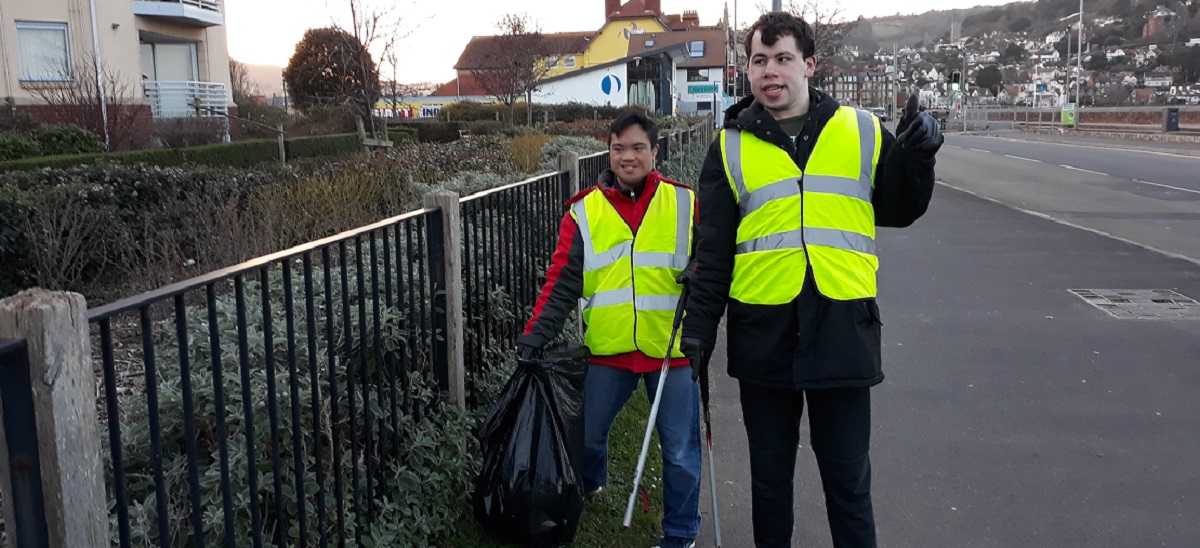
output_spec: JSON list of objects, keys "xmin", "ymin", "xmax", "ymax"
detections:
[
  {"xmin": 1060, "ymin": 165, "xmax": 1108, "ymax": 176},
  {"xmin": 985, "ymin": 136, "xmax": 1200, "ymax": 160},
  {"xmin": 1133, "ymin": 179, "xmax": 1200, "ymax": 196},
  {"xmin": 1004, "ymin": 154, "xmax": 1041, "ymax": 163},
  {"xmin": 968, "ymin": 148, "xmax": 989, "ymax": 152},
  {"xmin": 935, "ymin": 180, "xmax": 1200, "ymax": 267}
]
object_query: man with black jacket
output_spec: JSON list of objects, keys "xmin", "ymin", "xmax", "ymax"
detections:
[{"xmin": 679, "ymin": 12, "xmax": 943, "ymax": 548}]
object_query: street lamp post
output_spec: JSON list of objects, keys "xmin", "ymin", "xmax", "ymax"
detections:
[
  {"xmin": 733, "ymin": 0, "xmax": 738, "ymax": 100},
  {"xmin": 1077, "ymin": 0, "xmax": 1084, "ymax": 115}
]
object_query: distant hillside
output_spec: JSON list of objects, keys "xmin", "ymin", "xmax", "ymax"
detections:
[
  {"xmin": 243, "ymin": 64, "xmax": 285, "ymax": 97},
  {"xmin": 850, "ymin": 0, "xmax": 1200, "ymax": 50}
]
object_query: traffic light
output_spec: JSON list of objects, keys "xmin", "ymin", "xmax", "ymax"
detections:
[{"xmin": 950, "ymin": 70, "xmax": 962, "ymax": 92}]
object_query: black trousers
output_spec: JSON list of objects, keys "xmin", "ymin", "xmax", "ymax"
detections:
[{"xmin": 738, "ymin": 383, "xmax": 876, "ymax": 548}]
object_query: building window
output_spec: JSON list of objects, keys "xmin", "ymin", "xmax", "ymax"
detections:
[
  {"xmin": 16, "ymin": 22, "xmax": 71, "ymax": 82},
  {"xmin": 686, "ymin": 68, "xmax": 710, "ymax": 82},
  {"xmin": 547, "ymin": 55, "xmax": 559, "ymax": 69},
  {"xmin": 140, "ymin": 42, "xmax": 199, "ymax": 81},
  {"xmin": 689, "ymin": 40, "xmax": 705, "ymax": 57},
  {"xmin": 698, "ymin": 101, "xmax": 713, "ymax": 110},
  {"xmin": 564, "ymin": 55, "xmax": 576, "ymax": 68}
]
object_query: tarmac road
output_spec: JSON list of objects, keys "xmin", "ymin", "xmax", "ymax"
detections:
[
  {"xmin": 695, "ymin": 140, "xmax": 1200, "ymax": 547},
  {"xmin": 937, "ymin": 135, "xmax": 1200, "ymax": 265}
]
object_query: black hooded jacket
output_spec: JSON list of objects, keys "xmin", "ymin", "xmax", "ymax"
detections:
[{"xmin": 681, "ymin": 89, "xmax": 935, "ymax": 389}]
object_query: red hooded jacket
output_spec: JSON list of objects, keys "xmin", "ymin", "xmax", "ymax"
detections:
[{"xmin": 517, "ymin": 169, "xmax": 696, "ymax": 373}]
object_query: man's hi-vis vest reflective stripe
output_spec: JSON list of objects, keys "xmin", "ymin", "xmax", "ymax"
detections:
[
  {"xmin": 571, "ymin": 183, "xmax": 694, "ymax": 358},
  {"xmin": 719, "ymin": 106, "xmax": 882, "ymax": 304}
]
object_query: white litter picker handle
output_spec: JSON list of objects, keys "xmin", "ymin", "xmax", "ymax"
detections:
[
  {"xmin": 623, "ymin": 286, "xmax": 688, "ymax": 527},
  {"xmin": 623, "ymin": 353, "xmax": 672, "ymax": 527}
]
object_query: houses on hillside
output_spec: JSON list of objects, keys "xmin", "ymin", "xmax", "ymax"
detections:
[
  {"xmin": 393, "ymin": 0, "xmax": 733, "ymax": 118},
  {"xmin": 394, "ymin": 0, "xmax": 1200, "ymax": 115}
]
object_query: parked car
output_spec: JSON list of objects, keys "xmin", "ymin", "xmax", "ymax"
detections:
[{"xmin": 870, "ymin": 107, "xmax": 888, "ymax": 122}]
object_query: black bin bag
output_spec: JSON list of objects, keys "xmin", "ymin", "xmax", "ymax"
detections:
[{"xmin": 473, "ymin": 343, "xmax": 589, "ymax": 547}]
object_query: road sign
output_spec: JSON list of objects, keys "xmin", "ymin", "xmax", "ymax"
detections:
[{"xmin": 1061, "ymin": 102, "xmax": 1077, "ymax": 127}]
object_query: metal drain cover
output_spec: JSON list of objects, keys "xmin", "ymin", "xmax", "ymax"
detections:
[{"xmin": 1069, "ymin": 289, "xmax": 1200, "ymax": 320}]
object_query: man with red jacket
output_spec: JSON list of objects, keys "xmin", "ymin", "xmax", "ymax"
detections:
[{"xmin": 517, "ymin": 110, "xmax": 702, "ymax": 548}]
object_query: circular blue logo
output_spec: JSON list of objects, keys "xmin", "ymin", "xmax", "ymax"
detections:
[{"xmin": 601, "ymin": 74, "xmax": 623, "ymax": 96}]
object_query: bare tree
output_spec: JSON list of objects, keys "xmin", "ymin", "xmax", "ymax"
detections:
[
  {"xmin": 229, "ymin": 58, "xmax": 252, "ymax": 103},
  {"xmin": 20, "ymin": 190, "xmax": 114, "ymax": 292},
  {"xmin": 381, "ymin": 49, "xmax": 404, "ymax": 119},
  {"xmin": 380, "ymin": 54, "xmax": 424, "ymax": 119},
  {"xmin": 343, "ymin": 0, "xmax": 397, "ymax": 58},
  {"xmin": 334, "ymin": 0, "xmax": 421, "ymax": 131},
  {"xmin": 25, "ymin": 54, "xmax": 148, "ymax": 150},
  {"xmin": 474, "ymin": 14, "xmax": 554, "ymax": 126},
  {"xmin": 757, "ymin": 0, "xmax": 860, "ymax": 88}
]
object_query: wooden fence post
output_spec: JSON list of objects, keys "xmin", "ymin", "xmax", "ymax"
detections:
[
  {"xmin": 557, "ymin": 151, "xmax": 580, "ymax": 195},
  {"xmin": 277, "ymin": 123, "xmax": 286, "ymax": 167},
  {"xmin": 422, "ymin": 190, "xmax": 465, "ymax": 410},
  {"xmin": 556, "ymin": 151, "xmax": 585, "ymax": 336},
  {"xmin": 0, "ymin": 290, "xmax": 106, "ymax": 547},
  {"xmin": 356, "ymin": 117, "xmax": 368, "ymax": 153}
]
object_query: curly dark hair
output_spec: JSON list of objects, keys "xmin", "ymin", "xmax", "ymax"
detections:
[{"xmin": 745, "ymin": 11, "xmax": 817, "ymax": 60}]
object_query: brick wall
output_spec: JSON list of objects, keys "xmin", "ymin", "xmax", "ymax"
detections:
[
  {"xmin": 1079, "ymin": 109, "xmax": 1200, "ymax": 125},
  {"xmin": 986, "ymin": 108, "xmax": 1199, "ymax": 126},
  {"xmin": 18, "ymin": 103, "xmax": 154, "ymax": 150},
  {"xmin": 17, "ymin": 103, "xmax": 243, "ymax": 147}
]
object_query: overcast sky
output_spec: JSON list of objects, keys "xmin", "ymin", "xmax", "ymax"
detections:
[{"xmin": 226, "ymin": 0, "xmax": 1017, "ymax": 84}]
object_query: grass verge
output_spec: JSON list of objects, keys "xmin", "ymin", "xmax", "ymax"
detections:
[{"xmin": 445, "ymin": 383, "xmax": 666, "ymax": 547}]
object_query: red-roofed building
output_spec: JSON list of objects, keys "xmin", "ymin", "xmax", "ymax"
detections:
[
  {"xmin": 429, "ymin": 74, "xmax": 490, "ymax": 98},
  {"xmin": 429, "ymin": 0, "xmax": 731, "ymax": 116}
]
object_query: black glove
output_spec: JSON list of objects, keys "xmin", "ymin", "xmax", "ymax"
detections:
[
  {"xmin": 896, "ymin": 94, "xmax": 943, "ymax": 156},
  {"xmin": 680, "ymin": 337, "xmax": 713, "ymax": 382},
  {"xmin": 676, "ymin": 263, "xmax": 697, "ymax": 285},
  {"xmin": 517, "ymin": 343, "xmax": 540, "ymax": 361}
]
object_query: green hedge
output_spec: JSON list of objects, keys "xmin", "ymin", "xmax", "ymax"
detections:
[
  {"xmin": 0, "ymin": 185, "xmax": 32, "ymax": 295},
  {"xmin": 0, "ymin": 132, "xmax": 41, "ymax": 162},
  {"xmin": 392, "ymin": 122, "xmax": 463, "ymax": 143},
  {"xmin": 389, "ymin": 121, "xmax": 528, "ymax": 143},
  {"xmin": 437, "ymin": 101, "xmax": 641, "ymax": 124},
  {"xmin": 386, "ymin": 126, "xmax": 418, "ymax": 142},
  {"xmin": 0, "ymin": 133, "xmax": 362, "ymax": 171},
  {"xmin": 0, "ymin": 124, "xmax": 104, "ymax": 161},
  {"xmin": 285, "ymin": 133, "xmax": 361, "ymax": 161},
  {"xmin": 0, "ymin": 163, "xmax": 284, "ymax": 296}
]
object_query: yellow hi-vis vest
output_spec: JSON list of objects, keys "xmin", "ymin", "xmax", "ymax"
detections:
[
  {"xmin": 719, "ymin": 106, "xmax": 882, "ymax": 304},
  {"xmin": 571, "ymin": 183, "xmax": 694, "ymax": 358}
]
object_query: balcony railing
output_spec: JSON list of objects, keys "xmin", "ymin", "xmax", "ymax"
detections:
[
  {"xmin": 133, "ymin": 0, "xmax": 222, "ymax": 26},
  {"xmin": 137, "ymin": 0, "xmax": 221, "ymax": 11},
  {"xmin": 143, "ymin": 80, "xmax": 229, "ymax": 118},
  {"xmin": 173, "ymin": 0, "xmax": 220, "ymax": 10}
]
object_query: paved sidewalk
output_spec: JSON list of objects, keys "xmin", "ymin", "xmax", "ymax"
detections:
[{"xmin": 696, "ymin": 184, "xmax": 1200, "ymax": 547}]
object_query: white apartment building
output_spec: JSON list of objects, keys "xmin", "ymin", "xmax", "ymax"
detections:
[{"xmin": 0, "ymin": 0, "xmax": 234, "ymax": 146}]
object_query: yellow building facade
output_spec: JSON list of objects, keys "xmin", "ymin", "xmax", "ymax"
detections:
[{"xmin": 542, "ymin": 16, "xmax": 668, "ymax": 79}]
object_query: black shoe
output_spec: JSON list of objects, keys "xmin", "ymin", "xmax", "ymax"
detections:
[{"xmin": 652, "ymin": 536, "xmax": 696, "ymax": 548}]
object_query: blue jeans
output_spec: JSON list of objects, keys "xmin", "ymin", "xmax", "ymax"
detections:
[{"xmin": 582, "ymin": 363, "xmax": 702, "ymax": 540}]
